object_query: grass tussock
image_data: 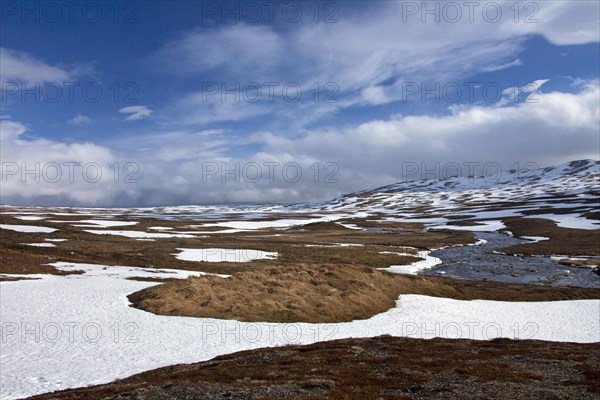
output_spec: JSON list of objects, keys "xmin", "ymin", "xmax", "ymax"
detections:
[{"xmin": 128, "ymin": 264, "xmax": 600, "ymax": 323}]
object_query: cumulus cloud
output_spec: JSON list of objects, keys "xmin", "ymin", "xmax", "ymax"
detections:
[
  {"xmin": 0, "ymin": 119, "xmax": 122, "ymax": 205},
  {"xmin": 1, "ymin": 83, "xmax": 598, "ymax": 207},
  {"xmin": 119, "ymin": 106, "xmax": 153, "ymax": 121},
  {"xmin": 67, "ymin": 114, "xmax": 93, "ymax": 126},
  {"xmin": 248, "ymin": 81, "xmax": 600, "ymax": 194}
]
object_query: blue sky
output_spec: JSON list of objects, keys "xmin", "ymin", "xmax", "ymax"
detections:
[{"xmin": 1, "ymin": 1, "xmax": 599, "ymax": 206}]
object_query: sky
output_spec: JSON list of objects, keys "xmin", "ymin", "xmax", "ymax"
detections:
[{"xmin": 0, "ymin": 0, "xmax": 599, "ymax": 207}]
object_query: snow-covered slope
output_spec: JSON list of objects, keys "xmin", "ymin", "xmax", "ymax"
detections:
[{"xmin": 319, "ymin": 160, "xmax": 599, "ymax": 230}]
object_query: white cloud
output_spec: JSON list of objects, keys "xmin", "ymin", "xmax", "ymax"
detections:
[
  {"xmin": 250, "ymin": 82, "xmax": 600, "ymax": 194},
  {"xmin": 155, "ymin": 24, "xmax": 283, "ymax": 79},
  {"xmin": 0, "ymin": 48, "xmax": 95, "ymax": 85},
  {"xmin": 153, "ymin": 1, "xmax": 599, "ymax": 126},
  {"xmin": 119, "ymin": 106, "xmax": 153, "ymax": 121},
  {"xmin": 481, "ymin": 59, "xmax": 523, "ymax": 72},
  {"xmin": 1, "ymin": 84, "xmax": 598, "ymax": 207},
  {"xmin": 68, "ymin": 115, "xmax": 93, "ymax": 126},
  {"xmin": 0, "ymin": 119, "xmax": 27, "ymax": 142},
  {"xmin": 0, "ymin": 119, "xmax": 121, "ymax": 205},
  {"xmin": 507, "ymin": 1, "xmax": 600, "ymax": 46},
  {"xmin": 499, "ymin": 79, "xmax": 550, "ymax": 106},
  {"xmin": 113, "ymin": 129, "xmax": 230, "ymax": 161},
  {"xmin": 360, "ymin": 86, "xmax": 389, "ymax": 105}
]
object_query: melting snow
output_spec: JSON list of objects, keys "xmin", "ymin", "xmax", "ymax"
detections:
[
  {"xmin": 21, "ymin": 243, "xmax": 56, "ymax": 248},
  {"xmin": 0, "ymin": 224, "xmax": 58, "ymax": 234},
  {"xmin": 1, "ymin": 266, "xmax": 598, "ymax": 399},
  {"xmin": 520, "ymin": 236, "xmax": 550, "ymax": 243},
  {"xmin": 380, "ymin": 250, "xmax": 442, "ymax": 275},
  {"xmin": 72, "ymin": 220, "xmax": 139, "ymax": 228},
  {"xmin": 525, "ymin": 214, "xmax": 600, "ymax": 230},
  {"xmin": 14, "ymin": 216, "xmax": 47, "ymax": 221}
]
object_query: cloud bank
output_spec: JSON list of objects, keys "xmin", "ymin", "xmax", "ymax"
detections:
[{"xmin": 2, "ymin": 82, "xmax": 598, "ymax": 206}]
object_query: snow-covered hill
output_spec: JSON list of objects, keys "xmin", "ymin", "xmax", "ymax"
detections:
[{"xmin": 320, "ymin": 159, "xmax": 599, "ymax": 230}]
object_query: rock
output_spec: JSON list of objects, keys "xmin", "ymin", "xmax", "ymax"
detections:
[{"xmin": 511, "ymin": 273, "xmax": 521, "ymax": 277}]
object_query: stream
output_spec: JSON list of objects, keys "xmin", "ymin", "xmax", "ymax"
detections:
[{"xmin": 420, "ymin": 232, "xmax": 600, "ymax": 288}]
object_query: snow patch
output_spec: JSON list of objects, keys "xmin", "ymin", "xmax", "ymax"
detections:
[
  {"xmin": 72, "ymin": 220, "xmax": 139, "ymax": 228},
  {"xmin": 1, "ymin": 270, "xmax": 598, "ymax": 399},
  {"xmin": 520, "ymin": 236, "xmax": 550, "ymax": 243},
  {"xmin": 380, "ymin": 250, "xmax": 442, "ymax": 275},
  {"xmin": 0, "ymin": 224, "xmax": 58, "ymax": 233},
  {"xmin": 14, "ymin": 216, "xmax": 47, "ymax": 221}
]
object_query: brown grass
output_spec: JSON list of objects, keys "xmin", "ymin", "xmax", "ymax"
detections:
[
  {"xmin": 0, "ymin": 249, "xmax": 84, "ymax": 277},
  {"xmin": 129, "ymin": 264, "xmax": 600, "ymax": 323},
  {"xmin": 0, "ymin": 213, "xmax": 472, "ymax": 276},
  {"xmin": 500, "ymin": 217, "xmax": 600, "ymax": 256}
]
